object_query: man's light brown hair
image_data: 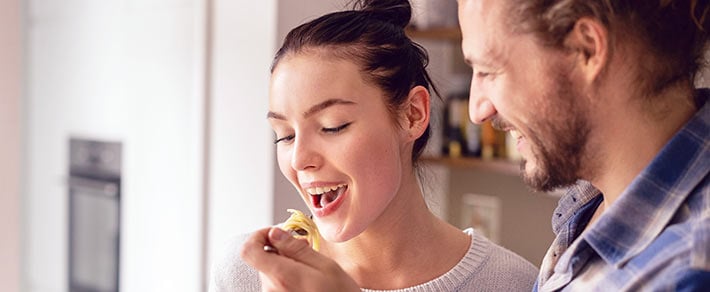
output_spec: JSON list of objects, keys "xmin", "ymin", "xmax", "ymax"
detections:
[{"xmin": 506, "ymin": 0, "xmax": 709, "ymax": 97}]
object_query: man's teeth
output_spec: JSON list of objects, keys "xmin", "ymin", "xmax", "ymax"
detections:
[
  {"xmin": 306, "ymin": 183, "xmax": 347, "ymax": 195},
  {"xmin": 509, "ymin": 130, "xmax": 523, "ymax": 140}
]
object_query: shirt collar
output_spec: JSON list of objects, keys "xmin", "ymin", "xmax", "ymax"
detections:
[
  {"xmin": 551, "ymin": 180, "xmax": 601, "ymax": 235},
  {"xmin": 583, "ymin": 92, "xmax": 709, "ymax": 268}
]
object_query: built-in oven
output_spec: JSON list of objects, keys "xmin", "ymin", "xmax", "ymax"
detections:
[{"xmin": 68, "ymin": 138, "xmax": 122, "ymax": 292}]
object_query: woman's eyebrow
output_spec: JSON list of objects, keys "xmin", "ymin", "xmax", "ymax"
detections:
[
  {"xmin": 267, "ymin": 98, "xmax": 356, "ymax": 120},
  {"xmin": 302, "ymin": 98, "xmax": 356, "ymax": 118}
]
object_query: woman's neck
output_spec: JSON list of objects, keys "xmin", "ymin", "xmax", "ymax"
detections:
[{"xmin": 320, "ymin": 175, "xmax": 471, "ymax": 289}]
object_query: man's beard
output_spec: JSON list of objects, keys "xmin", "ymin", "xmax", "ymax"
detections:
[{"xmin": 496, "ymin": 72, "xmax": 591, "ymax": 192}]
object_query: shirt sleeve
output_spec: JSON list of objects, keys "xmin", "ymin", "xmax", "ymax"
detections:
[{"xmin": 208, "ymin": 233, "xmax": 261, "ymax": 292}]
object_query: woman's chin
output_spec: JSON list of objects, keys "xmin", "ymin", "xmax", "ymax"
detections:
[
  {"xmin": 315, "ymin": 222, "xmax": 340, "ymax": 241},
  {"xmin": 318, "ymin": 223, "xmax": 363, "ymax": 244}
]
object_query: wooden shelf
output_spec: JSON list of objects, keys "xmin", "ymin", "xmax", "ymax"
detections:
[
  {"xmin": 420, "ymin": 156, "xmax": 521, "ymax": 176},
  {"xmin": 405, "ymin": 26, "xmax": 462, "ymax": 40},
  {"xmin": 422, "ymin": 156, "xmax": 568, "ymax": 197}
]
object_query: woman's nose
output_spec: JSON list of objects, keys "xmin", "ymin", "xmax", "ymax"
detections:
[
  {"xmin": 290, "ymin": 137, "xmax": 321, "ymax": 171},
  {"xmin": 468, "ymin": 92, "xmax": 497, "ymax": 124}
]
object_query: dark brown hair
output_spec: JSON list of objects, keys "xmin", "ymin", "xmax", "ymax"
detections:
[
  {"xmin": 271, "ymin": 0, "xmax": 439, "ymax": 163},
  {"xmin": 507, "ymin": 0, "xmax": 709, "ymax": 96}
]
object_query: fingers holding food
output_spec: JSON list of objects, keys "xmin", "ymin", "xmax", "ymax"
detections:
[
  {"xmin": 239, "ymin": 212, "xmax": 359, "ymax": 292},
  {"xmin": 281, "ymin": 209, "xmax": 321, "ymax": 251}
]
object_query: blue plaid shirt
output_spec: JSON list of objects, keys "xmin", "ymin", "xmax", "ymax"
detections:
[{"xmin": 536, "ymin": 90, "xmax": 710, "ymax": 291}]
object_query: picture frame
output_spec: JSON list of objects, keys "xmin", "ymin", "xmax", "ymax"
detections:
[{"xmin": 460, "ymin": 193, "xmax": 501, "ymax": 243}]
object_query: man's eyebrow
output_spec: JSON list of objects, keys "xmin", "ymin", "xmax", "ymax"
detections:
[
  {"xmin": 466, "ymin": 55, "xmax": 496, "ymax": 68},
  {"xmin": 463, "ymin": 43, "xmax": 502, "ymax": 68},
  {"xmin": 464, "ymin": 57, "xmax": 474, "ymax": 67},
  {"xmin": 266, "ymin": 98, "xmax": 357, "ymax": 120}
]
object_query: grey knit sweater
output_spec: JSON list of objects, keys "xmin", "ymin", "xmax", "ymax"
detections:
[{"xmin": 210, "ymin": 228, "xmax": 538, "ymax": 292}]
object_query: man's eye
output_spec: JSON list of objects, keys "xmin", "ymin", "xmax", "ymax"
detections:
[
  {"xmin": 323, "ymin": 122, "xmax": 352, "ymax": 134},
  {"xmin": 274, "ymin": 134, "xmax": 295, "ymax": 144},
  {"xmin": 476, "ymin": 71, "xmax": 491, "ymax": 78},
  {"xmin": 473, "ymin": 66, "xmax": 496, "ymax": 79}
]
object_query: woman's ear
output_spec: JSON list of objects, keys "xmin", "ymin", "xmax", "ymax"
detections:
[
  {"xmin": 403, "ymin": 85, "xmax": 431, "ymax": 141},
  {"xmin": 565, "ymin": 17, "xmax": 609, "ymax": 84}
]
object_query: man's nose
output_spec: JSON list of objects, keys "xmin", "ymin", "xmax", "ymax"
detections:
[{"xmin": 468, "ymin": 91, "xmax": 497, "ymax": 124}]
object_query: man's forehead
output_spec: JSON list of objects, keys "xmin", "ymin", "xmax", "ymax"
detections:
[
  {"xmin": 459, "ymin": 0, "xmax": 509, "ymax": 66},
  {"xmin": 458, "ymin": 0, "xmax": 499, "ymax": 13}
]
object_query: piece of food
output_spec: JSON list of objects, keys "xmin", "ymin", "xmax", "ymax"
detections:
[{"xmin": 281, "ymin": 209, "xmax": 321, "ymax": 251}]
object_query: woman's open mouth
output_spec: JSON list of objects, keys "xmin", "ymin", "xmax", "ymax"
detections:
[{"xmin": 306, "ymin": 184, "xmax": 347, "ymax": 209}]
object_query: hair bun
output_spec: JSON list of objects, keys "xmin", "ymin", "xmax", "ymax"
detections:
[{"xmin": 352, "ymin": 0, "xmax": 412, "ymax": 28}]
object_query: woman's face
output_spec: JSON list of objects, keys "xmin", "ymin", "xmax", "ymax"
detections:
[{"xmin": 268, "ymin": 52, "xmax": 409, "ymax": 242}]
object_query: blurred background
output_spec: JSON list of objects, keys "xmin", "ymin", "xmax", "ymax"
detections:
[{"xmin": 2, "ymin": 0, "xmax": 708, "ymax": 292}]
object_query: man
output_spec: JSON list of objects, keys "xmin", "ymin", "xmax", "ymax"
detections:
[{"xmin": 458, "ymin": 0, "xmax": 709, "ymax": 290}]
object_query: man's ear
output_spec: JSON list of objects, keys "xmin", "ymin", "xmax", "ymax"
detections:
[
  {"xmin": 565, "ymin": 17, "xmax": 609, "ymax": 84},
  {"xmin": 403, "ymin": 85, "xmax": 431, "ymax": 141}
]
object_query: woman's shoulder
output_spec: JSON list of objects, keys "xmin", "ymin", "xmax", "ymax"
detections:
[
  {"xmin": 209, "ymin": 233, "xmax": 261, "ymax": 292},
  {"xmin": 461, "ymin": 228, "xmax": 539, "ymax": 291}
]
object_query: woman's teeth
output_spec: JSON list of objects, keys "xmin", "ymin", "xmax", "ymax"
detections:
[{"xmin": 306, "ymin": 184, "xmax": 346, "ymax": 195}]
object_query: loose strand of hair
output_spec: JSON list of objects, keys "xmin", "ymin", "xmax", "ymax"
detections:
[{"xmin": 690, "ymin": 0, "xmax": 710, "ymax": 30}]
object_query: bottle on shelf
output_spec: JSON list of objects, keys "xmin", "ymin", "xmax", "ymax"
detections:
[
  {"xmin": 442, "ymin": 92, "xmax": 481, "ymax": 158},
  {"xmin": 442, "ymin": 93, "xmax": 465, "ymax": 158}
]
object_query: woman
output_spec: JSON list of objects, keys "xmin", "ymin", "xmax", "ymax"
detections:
[{"xmin": 211, "ymin": 0, "xmax": 537, "ymax": 291}]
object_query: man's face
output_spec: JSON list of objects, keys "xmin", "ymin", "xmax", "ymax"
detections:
[{"xmin": 458, "ymin": 0, "xmax": 592, "ymax": 191}]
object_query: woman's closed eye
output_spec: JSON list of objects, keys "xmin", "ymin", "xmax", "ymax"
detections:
[
  {"xmin": 274, "ymin": 134, "xmax": 295, "ymax": 144},
  {"xmin": 274, "ymin": 122, "xmax": 352, "ymax": 144},
  {"xmin": 322, "ymin": 122, "xmax": 352, "ymax": 134}
]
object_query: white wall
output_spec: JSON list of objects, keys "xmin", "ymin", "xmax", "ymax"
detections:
[
  {"xmin": 0, "ymin": 0, "xmax": 22, "ymax": 291},
  {"xmin": 24, "ymin": 0, "xmax": 206, "ymax": 291},
  {"xmin": 206, "ymin": 0, "xmax": 277, "ymax": 273}
]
